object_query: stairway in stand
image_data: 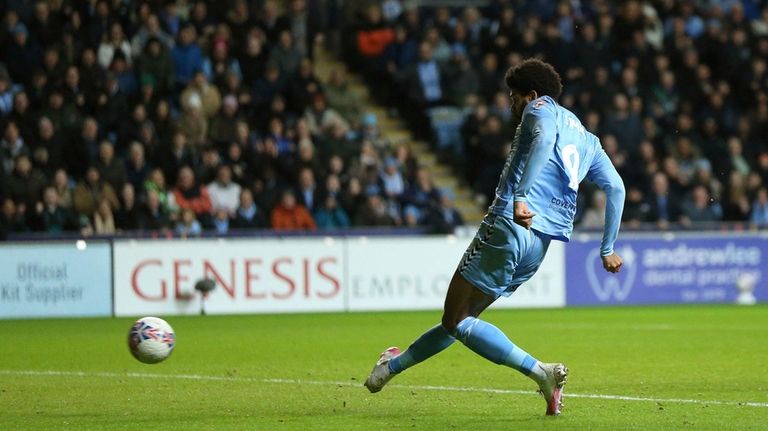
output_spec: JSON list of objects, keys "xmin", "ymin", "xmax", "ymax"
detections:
[{"xmin": 313, "ymin": 47, "xmax": 485, "ymax": 227}]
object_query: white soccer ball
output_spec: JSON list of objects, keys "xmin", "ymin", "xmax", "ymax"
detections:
[{"xmin": 128, "ymin": 317, "xmax": 176, "ymax": 364}]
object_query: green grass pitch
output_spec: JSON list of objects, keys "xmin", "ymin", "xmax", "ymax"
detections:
[{"xmin": 1, "ymin": 305, "xmax": 766, "ymax": 430}]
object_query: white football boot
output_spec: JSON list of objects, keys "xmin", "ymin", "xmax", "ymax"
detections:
[
  {"xmin": 535, "ymin": 362, "xmax": 569, "ymax": 415},
  {"xmin": 364, "ymin": 346, "xmax": 401, "ymax": 393}
]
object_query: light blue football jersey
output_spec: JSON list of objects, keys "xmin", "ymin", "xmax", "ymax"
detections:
[{"xmin": 489, "ymin": 95, "xmax": 625, "ymax": 256}]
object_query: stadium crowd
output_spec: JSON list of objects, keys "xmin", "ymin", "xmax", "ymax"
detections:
[
  {"xmin": 0, "ymin": 0, "xmax": 466, "ymax": 239},
  {"xmin": 347, "ymin": 0, "xmax": 768, "ymax": 229},
  {"xmin": 2, "ymin": 0, "xmax": 768, "ymax": 240}
]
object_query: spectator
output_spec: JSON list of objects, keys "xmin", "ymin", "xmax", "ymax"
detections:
[
  {"xmin": 31, "ymin": 116, "xmax": 63, "ymax": 175},
  {"xmin": 181, "ymin": 70, "xmax": 222, "ymax": 120},
  {"xmin": 115, "ymin": 183, "xmax": 140, "ymax": 231},
  {"xmin": 212, "ymin": 208, "xmax": 230, "ymax": 234},
  {"xmin": 175, "ymin": 208, "xmax": 203, "ymax": 238},
  {"xmin": 171, "ymin": 24, "xmax": 204, "ymax": 88},
  {"xmin": 172, "ymin": 166, "xmax": 212, "ymax": 223},
  {"xmin": 270, "ymin": 189, "xmax": 316, "ymax": 231},
  {"xmin": 6, "ymin": 23, "xmax": 40, "ymax": 86},
  {"xmin": 95, "ymin": 141, "xmax": 126, "ymax": 192},
  {"xmin": 232, "ymin": 189, "xmax": 266, "ymax": 229},
  {"xmin": 98, "ymin": 22, "xmax": 132, "ymax": 68},
  {"xmin": 268, "ymin": 30, "xmax": 303, "ymax": 78},
  {"xmin": 1, "ymin": 121, "xmax": 26, "ymax": 176},
  {"xmin": 304, "ymin": 93, "xmax": 349, "ymax": 137},
  {"xmin": 380, "ymin": 157, "xmax": 405, "ymax": 200},
  {"xmin": 444, "ymin": 46, "xmax": 479, "ymax": 105},
  {"xmin": 52, "ymin": 168, "xmax": 73, "ymax": 210},
  {"xmin": 125, "ymin": 142, "xmax": 151, "ymax": 192},
  {"xmin": 580, "ymin": 191, "xmax": 607, "ymax": 228},
  {"xmin": 32, "ymin": 186, "xmax": 75, "ymax": 233},
  {"xmin": 286, "ymin": 59, "xmax": 319, "ymax": 112},
  {"xmin": 97, "ymin": 73, "xmax": 129, "ymax": 138},
  {"xmin": 296, "ymin": 167, "xmax": 320, "ymax": 212},
  {"xmin": 239, "ymin": 35, "xmax": 269, "ymax": 86},
  {"xmin": 427, "ymin": 192, "xmax": 465, "ymax": 233},
  {"xmin": 602, "ymin": 93, "xmax": 643, "ymax": 153},
  {"xmin": 9, "ymin": 91, "xmax": 35, "ymax": 142},
  {"xmin": 177, "ymin": 94, "xmax": 209, "ymax": 149},
  {"xmin": 131, "ymin": 14, "xmax": 174, "ymax": 54},
  {"xmin": 355, "ymin": 5, "xmax": 395, "ymax": 62},
  {"xmin": 208, "ymin": 95, "xmax": 240, "ymax": 147},
  {"xmin": 28, "ymin": 1, "xmax": 61, "ymax": 49},
  {"xmin": 208, "ymin": 164, "xmax": 241, "ymax": 216},
  {"xmin": 144, "ymin": 168, "xmax": 178, "ymax": 216},
  {"xmin": 722, "ymin": 171, "xmax": 751, "ymax": 222},
  {"xmin": 622, "ymin": 186, "xmax": 651, "ymax": 227},
  {"xmin": 252, "ymin": 62, "xmax": 287, "ymax": 113},
  {"xmin": 0, "ymin": 198, "xmax": 27, "ymax": 236},
  {"xmin": 404, "ymin": 42, "xmax": 444, "ymax": 107},
  {"xmin": 6, "ymin": 155, "xmax": 46, "ymax": 208},
  {"xmin": 314, "ymin": 195, "xmax": 351, "ymax": 229},
  {"xmin": 647, "ymin": 172, "xmax": 681, "ymax": 228},
  {"xmin": 135, "ymin": 37, "xmax": 175, "ymax": 98},
  {"xmin": 159, "ymin": 131, "xmax": 196, "ymax": 182},
  {"xmin": 202, "ymin": 38, "xmax": 242, "ymax": 86},
  {"xmin": 681, "ymin": 185, "xmax": 722, "ymax": 225},
  {"xmin": 750, "ymin": 187, "xmax": 768, "ymax": 228},
  {"xmin": 356, "ymin": 193, "xmax": 396, "ymax": 226},
  {"xmin": 324, "ymin": 69, "xmax": 361, "ymax": 123},
  {"xmin": 196, "ymin": 147, "xmax": 221, "ymax": 184},
  {"xmin": 402, "ymin": 204, "xmax": 422, "ymax": 228},
  {"xmin": 0, "ymin": 67, "xmax": 21, "ymax": 116},
  {"xmin": 73, "ymin": 166, "xmax": 120, "ymax": 217},
  {"xmin": 139, "ymin": 189, "xmax": 171, "ymax": 232},
  {"xmin": 93, "ymin": 198, "xmax": 116, "ymax": 235}
]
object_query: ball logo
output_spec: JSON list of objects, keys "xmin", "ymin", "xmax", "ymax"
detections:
[{"xmin": 586, "ymin": 245, "xmax": 637, "ymax": 302}]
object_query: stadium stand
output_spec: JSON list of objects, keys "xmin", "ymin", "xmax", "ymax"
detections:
[{"xmin": 1, "ymin": 0, "xmax": 768, "ymax": 240}]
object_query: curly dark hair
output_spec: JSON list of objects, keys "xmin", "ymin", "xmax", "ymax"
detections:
[{"xmin": 504, "ymin": 58, "xmax": 563, "ymax": 99}]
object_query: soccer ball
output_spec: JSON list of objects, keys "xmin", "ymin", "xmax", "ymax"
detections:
[{"xmin": 128, "ymin": 317, "xmax": 176, "ymax": 364}]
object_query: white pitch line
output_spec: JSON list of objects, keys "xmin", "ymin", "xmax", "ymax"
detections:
[{"xmin": 1, "ymin": 370, "xmax": 766, "ymax": 409}]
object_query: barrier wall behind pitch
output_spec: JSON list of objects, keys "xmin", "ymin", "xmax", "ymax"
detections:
[
  {"xmin": 2, "ymin": 232, "xmax": 764, "ymax": 319},
  {"xmin": 0, "ymin": 242, "xmax": 112, "ymax": 318},
  {"xmin": 112, "ymin": 237, "xmax": 565, "ymax": 316},
  {"xmin": 565, "ymin": 233, "xmax": 768, "ymax": 306}
]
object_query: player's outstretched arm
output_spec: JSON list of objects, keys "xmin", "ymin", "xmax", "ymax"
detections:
[{"xmin": 587, "ymin": 149, "xmax": 626, "ymax": 272}]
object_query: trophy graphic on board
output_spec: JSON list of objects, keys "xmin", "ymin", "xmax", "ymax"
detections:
[{"xmin": 735, "ymin": 273, "xmax": 757, "ymax": 306}]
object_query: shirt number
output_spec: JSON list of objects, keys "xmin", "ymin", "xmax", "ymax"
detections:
[{"xmin": 562, "ymin": 144, "xmax": 580, "ymax": 191}]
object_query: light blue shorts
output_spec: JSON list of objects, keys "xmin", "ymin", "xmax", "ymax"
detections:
[{"xmin": 458, "ymin": 214, "xmax": 551, "ymax": 299}]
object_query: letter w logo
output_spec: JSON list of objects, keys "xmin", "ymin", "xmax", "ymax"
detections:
[{"xmin": 585, "ymin": 246, "xmax": 637, "ymax": 302}]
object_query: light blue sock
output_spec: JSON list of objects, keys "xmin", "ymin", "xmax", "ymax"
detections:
[
  {"xmin": 388, "ymin": 324, "xmax": 455, "ymax": 374},
  {"xmin": 453, "ymin": 316, "xmax": 538, "ymax": 375}
]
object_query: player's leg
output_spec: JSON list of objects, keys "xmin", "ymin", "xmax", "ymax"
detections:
[
  {"xmin": 442, "ymin": 272, "xmax": 541, "ymax": 376},
  {"xmin": 387, "ymin": 269, "xmax": 496, "ymax": 373},
  {"xmin": 365, "ymin": 217, "xmax": 499, "ymax": 393},
  {"xmin": 364, "ymin": 269, "xmax": 493, "ymax": 393},
  {"xmin": 447, "ymin": 220, "xmax": 567, "ymax": 415}
]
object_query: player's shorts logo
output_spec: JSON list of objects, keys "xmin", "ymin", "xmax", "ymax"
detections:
[{"xmin": 586, "ymin": 245, "xmax": 637, "ymax": 302}]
